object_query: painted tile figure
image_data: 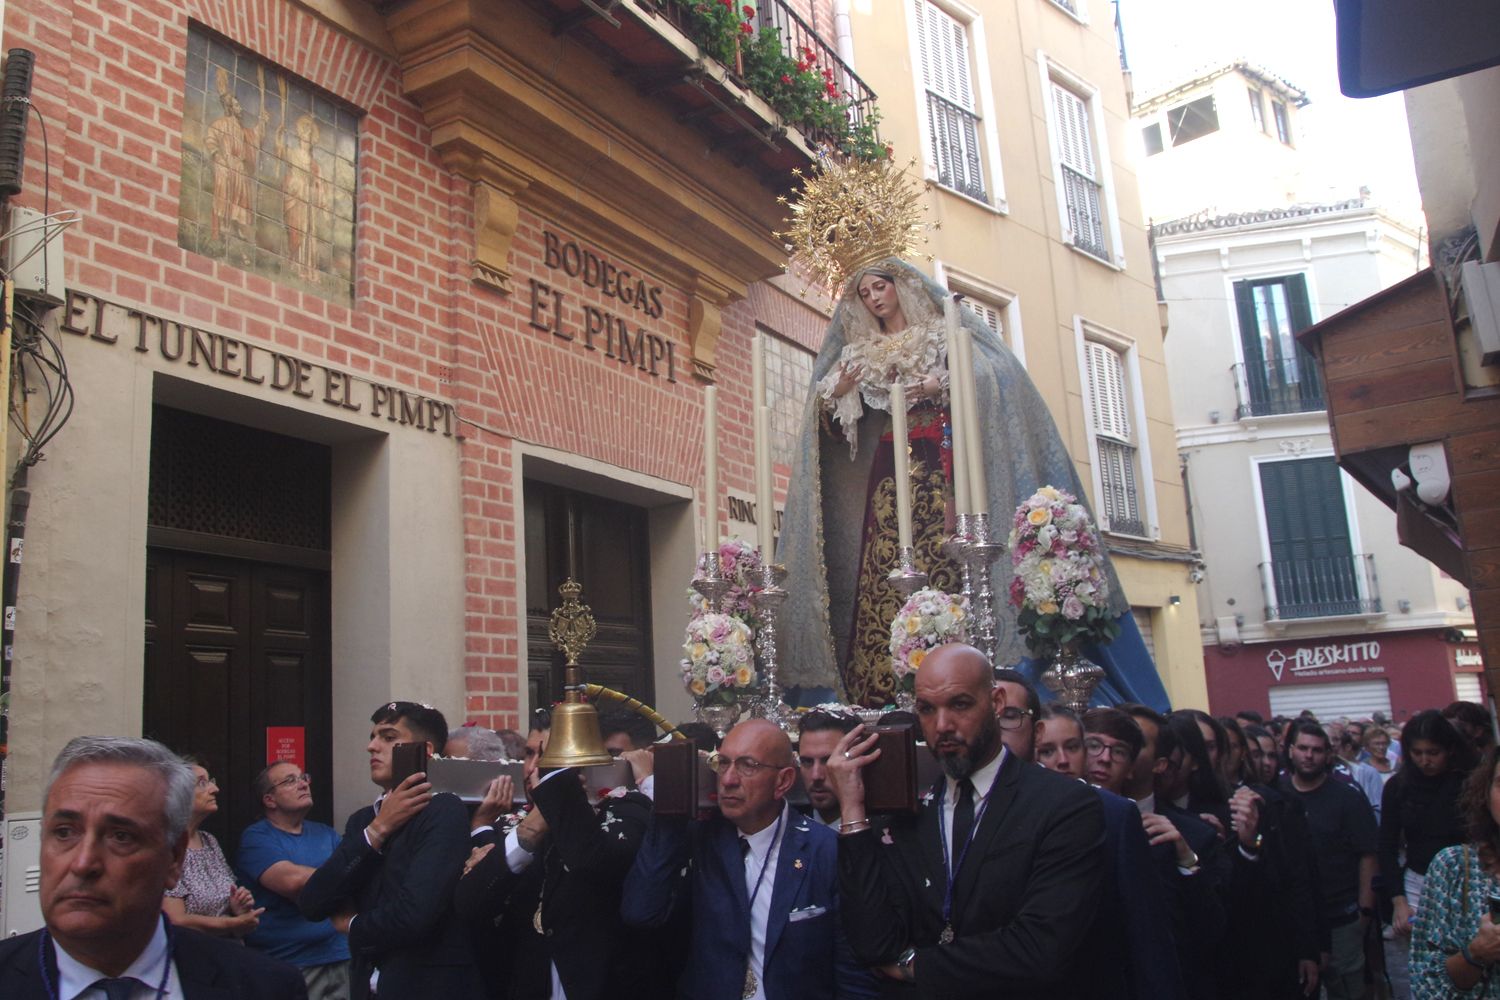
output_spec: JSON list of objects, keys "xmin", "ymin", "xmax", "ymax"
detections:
[
  {"xmin": 204, "ymin": 71, "xmax": 269, "ymax": 257},
  {"xmin": 179, "ymin": 28, "xmax": 357, "ymax": 301}
]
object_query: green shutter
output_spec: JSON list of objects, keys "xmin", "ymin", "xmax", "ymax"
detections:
[{"xmin": 1259, "ymin": 458, "xmax": 1358, "ymax": 617}]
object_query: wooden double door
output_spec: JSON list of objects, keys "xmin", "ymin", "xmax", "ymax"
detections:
[{"xmin": 143, "ymin": 549, "xmax": 332, "ymax": 854}]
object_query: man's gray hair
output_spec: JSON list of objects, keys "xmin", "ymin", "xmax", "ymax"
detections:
[
  {"xmin": 45, "ymin": 736, "xmax": 196, "ymax": 845},
  {"xmin": 449, "ymin": 726, "xmax": 508, "ymax": 761}
]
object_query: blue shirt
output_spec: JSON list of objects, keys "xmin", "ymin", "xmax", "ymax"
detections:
[{"xmin": 236, "ymin": 817, "xmax": 350, "ymax": 968}]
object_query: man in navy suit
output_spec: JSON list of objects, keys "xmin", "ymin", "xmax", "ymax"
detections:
[
  {"xmin": 0, "ymin": 736, "xmax": 305, "ymax": 999},
  {"xmin": 622, "ymin": 718, "xmax": 876, "ymax": 999},
  {"xmin": 300, "ymin": 701, "xmax": 482, "ymax": 1000}
]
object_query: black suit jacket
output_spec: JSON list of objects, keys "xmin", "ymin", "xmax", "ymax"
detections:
[
  {"xmin": 839, "ymin": 752, "xmax": 1105, "ymax": 999},
  {"xmin": 0, "ymin": 925, "xmax": 307, "ymax": 999},
  {"xmin": 300, "ymin": 791, "xmax": 482, "ymax": 1000},
  {"xmin": 1153, "ymin": 803, "xmax": 1228, "ymax": 1000},
  {"xmin": 454, "ymin": 772, "xmax": 653, "ymax": 1000}
]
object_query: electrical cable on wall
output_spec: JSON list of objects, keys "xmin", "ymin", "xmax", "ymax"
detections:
[{"xmin": 0, "ymin": 52, "xmax": 73, "ymax": 901}]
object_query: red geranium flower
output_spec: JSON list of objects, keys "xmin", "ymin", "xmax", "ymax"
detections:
[
  {"xmin": 739, "ymin": 20, "xmax": 753, "ymax": 33},
  {"xmin": 743, "ymin": 4, "xmax": 754, "ymax": 15},
  {"xmin": 780, "ymin": 74, "xmax": 793, "ymax": 84}
]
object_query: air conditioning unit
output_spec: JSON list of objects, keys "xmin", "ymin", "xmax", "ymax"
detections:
[
  {"xmin": 2, "ymin": 810, "xmax": 44, "ymax": 937},
  {"xmin": 1462, "ymin": 259, "xmax": 1500, "ymax": 367}
]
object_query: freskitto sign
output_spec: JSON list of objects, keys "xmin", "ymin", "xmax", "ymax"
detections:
[{"xmin": 1265, "ymin": 640, "xmax": 1384, "ymax": 683}]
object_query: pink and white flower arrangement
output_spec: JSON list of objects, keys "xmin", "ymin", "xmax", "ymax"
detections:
[
  {"xmin": 681, "ymin": 611, "xmax": 757, "ymax": 706},
  {"xmin": 889, "ymin": 587, "xmax": 969, "ymax": 690},
  {"xmin": 1008, "ymin": 486, "xmax": 1119, "ymax": 657},
  {"xmin": 687, "ymin": 537, "xmax": 765, "ymax": 625}
]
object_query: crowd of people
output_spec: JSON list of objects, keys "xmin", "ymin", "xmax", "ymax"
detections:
[{"xmin": 6, "ymin": 651, "xmax": 1500, "ymax": 1000}]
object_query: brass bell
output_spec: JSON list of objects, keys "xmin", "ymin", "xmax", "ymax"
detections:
[{"xmin": 538, "ymin": 697, "xmax": 613, "ymax": 769}]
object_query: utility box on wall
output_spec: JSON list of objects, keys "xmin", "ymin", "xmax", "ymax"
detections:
[{"xmin": 1, "ymin": 810, "xmax": 43, "ymax": 937}]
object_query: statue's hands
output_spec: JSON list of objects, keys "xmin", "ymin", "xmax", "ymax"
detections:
[
  {"xmin": 833, "ymin": 363, "xmax": 863, "ymax": 398},
  {"xmin": 905, "ymin": 374, "xmax": 941, "ymax": 404}
]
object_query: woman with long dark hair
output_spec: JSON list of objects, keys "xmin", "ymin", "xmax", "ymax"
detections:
[
  {"xmin": 1408, "ymin": 745, "xmax": 1500, "ymax": 998},
  {"xmin": 1384, "ymin": 710, "xmax": 1479, "ymax": 997}
]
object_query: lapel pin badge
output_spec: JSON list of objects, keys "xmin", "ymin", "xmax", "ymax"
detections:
[{"xmin": 794, "ymin": 858, "xmax": 804, "ymax": 869}]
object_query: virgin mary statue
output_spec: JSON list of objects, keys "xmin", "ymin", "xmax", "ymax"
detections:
[{"xmin": 776, "ymin": 256, "xmax": 1163, "ymax": 708}]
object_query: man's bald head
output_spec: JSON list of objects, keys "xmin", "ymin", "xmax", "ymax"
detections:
[
  {"xmin": 916, "ymin": 644, "xmax": 996, "ymax": 698},
  {"xmin": 914, "ymin": 643, "xmax": 1005, "ymax": 779},
  {"xmin": 725, "ymin": 718, "xmax": 795, "ymax": 767},
  {"xmin": 716, "ymin": 718, "xmax": 798, "ymax": 834}
]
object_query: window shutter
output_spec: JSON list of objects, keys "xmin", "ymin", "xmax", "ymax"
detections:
[
  {"xmin": 1085, "ymin": 341, "xmax": 1130, "ymax": 441},
  {"xmin": 1051, "ymin": 84, "xmax": 1095, "ymax": 179},
  {"xmin": 1284, "ymin": 273, "xmax": 1313, "ymax": 333},
  {"xmin": 917, "ymin": 1, "xmax": 974, "ymax": 110}
]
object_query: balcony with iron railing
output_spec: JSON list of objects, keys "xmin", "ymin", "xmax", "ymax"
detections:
[
  {"xmin": 1061, "ymin": 163, "xmax": 1110, "ymax": 262},
  {"xmin": 926, "ymin": 91, "xmax": 987, "ymax": 202},
  {"xmin": 1233, "ymin": 357, "xmax": 1325, "ymax": 418},
  {"xmin": 608, "ymin": 0, "xmax": 881, "ymax": 164},
  {"xmin": 1260, "ymin": 553, "xmax": 1382, "ymax": 621}
]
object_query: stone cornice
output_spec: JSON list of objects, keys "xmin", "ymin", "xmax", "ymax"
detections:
[{"xmin": 385, "ymin": 0, "xmax": 791, "ymax": 311}]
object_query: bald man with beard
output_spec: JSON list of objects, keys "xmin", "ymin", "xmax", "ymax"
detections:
[{"xmin": 830, "ymin": 644, "xmax": 1105, "ymax": 999}]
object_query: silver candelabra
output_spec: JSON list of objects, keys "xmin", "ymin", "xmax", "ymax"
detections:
[
  {"xmin": 957, "ymin": 512, "xmax": 1005, "ymax": 664},
  {"xmin": 691, "ymin": 549, "xmax": 731, "ymax": 612},
  {"xmin": 750, "ymin": 560, "xmax": 795, "ymax": 730}
]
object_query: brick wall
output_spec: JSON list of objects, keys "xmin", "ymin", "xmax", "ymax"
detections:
[{"xmin": 7, "ymin": 0, "xmax": 835, "ymax": 733}]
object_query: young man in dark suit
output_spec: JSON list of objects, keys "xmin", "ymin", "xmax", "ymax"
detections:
[
  {"xmin": 300, "ymin": 701, "xmax": 481, "ymax": 1000},
  {"xmin": 830, "ymin": 643, "xmax": 1105, "ymax": 998},
  {"xmin": 623, "ymin": 718, "xmax": 877, "ymax": 999},
  {"xmin": 0, "ymin": 736, "xmax": 305, "ymax": 999}
]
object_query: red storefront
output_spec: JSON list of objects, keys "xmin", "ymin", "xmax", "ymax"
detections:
[{"xmin": 1205, "ymin": 629, "xmax": 1487, "ymax": 723}]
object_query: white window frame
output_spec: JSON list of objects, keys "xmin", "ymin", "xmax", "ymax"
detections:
[
  {"xmin": 1248, "ymin": 450, "xmax": 1372, "ymax": 620},
  {"xmin": 935, "ymin": 260, "xmax": 1026, "ymax": 368},
  {"xmin": 1039, "ymin": 53, "xmax": 1125, "ymax": 267},
  {"xmin": 1074, "ymin": 317, "xmax": 1156, "ymax": 538},
  {"xmin": 1045, "ymin": 0, "xmax": 1089, "ymax": 26},
  {"xmin": 906, "ymin": 0, "xmax": 1008, "ymax": 213}
]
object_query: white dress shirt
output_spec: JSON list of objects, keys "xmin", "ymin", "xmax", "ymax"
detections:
[
  {"xmin": 55, "ymin": 916, "xmax": 182, "ymax": 1000},
  {"xmin": 941, "ymin": 747, "xmax": 1007, "ymax": 859},
  {"xmin": 739, "ymin": 802, "xmax": 790, "ymax": 1000}
]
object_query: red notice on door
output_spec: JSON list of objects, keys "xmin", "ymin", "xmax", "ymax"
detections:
[{"xmin": 266, "ymin": 727, "xmax": 306, "ymax": 769}]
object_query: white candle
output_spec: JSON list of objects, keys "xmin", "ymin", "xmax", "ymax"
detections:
[
  {"xmin": 752, "ymin": 337, "xmax": 774, "ymax": 557},
  {"xmin": 703, "ymin": 384, "xmax": 718, "ymax": 551},
  {"xmin": 890, "ymin": 377, "xmax": 914, "ymax": 553},
  {"xmin": 755, "ymin": 405, "xmax": 775, "ymax": 558},
  {"xmin": 957, "ymin": 325, "xmax": 987, "ymax": 516},
  {"xmin": 944, "ymin": 296, "xmax": 971, "ymax": 517}
]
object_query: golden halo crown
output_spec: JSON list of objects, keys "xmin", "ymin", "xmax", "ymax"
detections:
[{"xmin": 776, "ymin": 152, "xmax": 931, "ymax": 295}]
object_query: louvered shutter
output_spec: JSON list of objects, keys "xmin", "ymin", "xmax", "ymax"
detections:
[
  {"xmin": 915, "ymin": 1, "xmax": 974, "ymax": 110},
  {"xmin": 1051, "ymin": 84, "xmax": 1096, "ymax": 180},
  {"xmin": 971, "ymin": 300, "xmax": 1002, "ymax": 338},
  {"xmin": 1084, "ymin": 341, "xmax": 1130, "ymax": 442}
]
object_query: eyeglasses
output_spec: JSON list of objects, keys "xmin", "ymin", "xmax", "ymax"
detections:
[
  {"xmin": 1083, "ymin": 737, "xmax": 1134, "ymax": 764},
  {"xmin": 195, "ymin": 775, "xmax": 217, "ymax": 789},
  {"xmin": 271, "ymin": 772, "xmax": 313, "ymax": 790},
  {"xmin": 707, "ymin": 753, "xmax": 787, "ymax": 777},
  {"xmin": 998, "ymin": 708, "xmax": 1034, "ymax": 731}
]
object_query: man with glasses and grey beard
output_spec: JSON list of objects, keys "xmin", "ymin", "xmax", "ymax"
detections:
[
  {"xmin": 830, "ymin": 644, "xmax": 1104, "ymax": 997},
  {"xmin": 236, "ymin": 760, "xmax": 351, "ymax": 999}
]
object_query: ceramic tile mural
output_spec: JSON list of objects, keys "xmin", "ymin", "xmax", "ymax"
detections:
[{"xmin": 179, "ymin": 26, "xmax": 358, "ymax": 301}]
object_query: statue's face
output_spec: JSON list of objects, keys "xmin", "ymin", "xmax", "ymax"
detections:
[{"xmin": 857, "ymin": 272, "xmax": 903, "ymax": 327}]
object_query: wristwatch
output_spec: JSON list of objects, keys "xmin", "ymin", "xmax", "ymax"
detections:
[{"xmin": 896, "ymin": 946, "xmax": 916, "ymax": 980}]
